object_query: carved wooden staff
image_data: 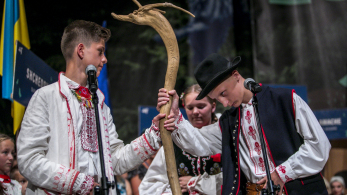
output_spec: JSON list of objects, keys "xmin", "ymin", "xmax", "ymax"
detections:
[{"xmin": 112, "ymin": 1, "xmax": 194, "ymax": 194}]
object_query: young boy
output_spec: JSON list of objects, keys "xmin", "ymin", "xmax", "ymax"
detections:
[
  {"xmin": 158, "ymin": 53, "xmax": 331, "ymax": 195},
  {"xmin": 17, "ymin": 20, "xmax": 163, "ymax": 195}
]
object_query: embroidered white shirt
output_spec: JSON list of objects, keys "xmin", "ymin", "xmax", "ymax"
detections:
[
  {"xmin": 171, "ymin": 93, "xmax": 331, "ymax": 184},
  {"xmin": 17, "ymin": 73, "xmax": 162, "ymax": 195},
  {"xmin": 239, "ymin": 98, "xmax": 276, "ymax": 183},
  {"xmin": 65, "ymin": 77, "xmax": 102, "ymax": 181}
]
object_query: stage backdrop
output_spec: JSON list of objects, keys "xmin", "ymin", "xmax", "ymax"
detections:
[{"xmin": 251, "ymin": 0, "xmax": 347, "ymax": 110}]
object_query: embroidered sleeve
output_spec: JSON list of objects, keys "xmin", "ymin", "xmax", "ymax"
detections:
[
  {"xmin": 274, "ymin": 94, "xmax": 331, "ymax": 182},
  {"xmin": 106, "ymin": 106, "xmax": 161, "ymax": 175},
  {"xmin": 72, "ymin": 174, "xmax": 94, "ymax": 195},
  {"xmin": 146, "ymin": 120, "xmax": 161, "ymax": 145},
  {"xmin": 187, "ymin": 176, "xmax": 199, "ymax": 192},
  {"xmin": 174, "ymin": 111, "xmax": 184, "ymax": 127},
  {"xmin": 275, "ymin": 163, "xmax": 295, "ymax": 183},
  {"xmin": 17, "ymin": 89, "xmax": 83, "ymax": 194},
  {"xmin": 131, "ymin": 124, "xmax": 160, "ymax": 161}
]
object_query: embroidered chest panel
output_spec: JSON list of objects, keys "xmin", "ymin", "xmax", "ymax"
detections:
[
  {"xmin": 173, "ymin": 143, "xmax": 222, "ymax": 177},
  {"xmin": 241, "ymin": 106, "xmax": 275, "ymax": 175}
]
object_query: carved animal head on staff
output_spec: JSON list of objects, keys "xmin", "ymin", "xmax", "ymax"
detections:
[{"xmin": 111, "ymin": 0, "xmax": 194, "ymax": 26}]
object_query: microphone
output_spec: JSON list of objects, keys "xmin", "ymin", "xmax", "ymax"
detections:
[
  {"xmin": 244, "ymin": 78, "xmax": 262, "ymax": 93},
  {"xmin": 85, "ymin": 65, "xmax": 98, "ymax": 94}
]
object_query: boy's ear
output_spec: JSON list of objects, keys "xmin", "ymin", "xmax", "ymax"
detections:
[
  {"xmin": 232, "ymin": 70, "xmax": 241, "ymax": 81},
  {"xmin": 232, "ymin": 70, "xmax": 239, "ymax": 76},
  {"xmin": 77, "ymin": 43, "xmax": 84, "ymax": 59}
]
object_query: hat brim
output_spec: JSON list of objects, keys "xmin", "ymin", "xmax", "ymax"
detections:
[{"xmin": 196, "ymin": 57, "xmax": 241, "ymax": 100}]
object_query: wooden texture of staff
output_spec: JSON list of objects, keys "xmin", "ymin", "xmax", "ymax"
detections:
[{"xmin": 111, "ymin": 1, "xmax": 194, "ymax": 194}]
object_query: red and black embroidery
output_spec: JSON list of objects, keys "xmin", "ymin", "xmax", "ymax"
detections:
[{"xmin": 80, "ymin": 106, "xmax": 98, "ymax": 152}]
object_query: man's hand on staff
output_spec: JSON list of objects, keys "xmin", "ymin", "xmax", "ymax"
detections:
[{"xmin": 156, "ymin": 88, "xmax": 180, "ymax": 131}]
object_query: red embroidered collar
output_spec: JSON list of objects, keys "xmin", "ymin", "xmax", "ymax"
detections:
[
  {"xmin": 0, "ymin": 174, "xmax": 11, "ymax": 183},
  {"xmin": 69, "ymin": 85, "xmax": 94, "ymax": 108}
]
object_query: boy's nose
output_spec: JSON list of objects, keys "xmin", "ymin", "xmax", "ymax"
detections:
[
  {"xmin": 102, "ymin": 54, "xmax": 107, "ymax": 64},
  {"xmin": 221, "ymin": 100, "xmax": 228, "ymax": 107}
]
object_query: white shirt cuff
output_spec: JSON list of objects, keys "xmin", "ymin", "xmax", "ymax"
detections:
[
  {"xmin": 72, "ymin": 173, "xmax": 94, "ymax": 195},
  {"xmin": 276, "ymin": 161, "xmax": 297, "ymax": 183}
]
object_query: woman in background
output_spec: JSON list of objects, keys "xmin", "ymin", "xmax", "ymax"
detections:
[
  {"xmin": 139, "ymin": 84, "xmax": 223, "ymax": 195},
  {"xmin": 330, "ymin": 176, "xmax": 345, "ymax": 195}
]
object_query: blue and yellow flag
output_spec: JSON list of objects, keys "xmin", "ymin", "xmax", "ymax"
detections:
[{"xmin": 1, "ymin": 0, "xmax": 30, "ymax": 134}]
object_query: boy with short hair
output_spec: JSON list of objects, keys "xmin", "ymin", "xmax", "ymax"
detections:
[
  {"xmin": 17, "ymin": 20, "xmax": 162, "ymax": 195},
  {"xmin": 158, "ymin": 53, "xmax": 331, "ymax": 195}
]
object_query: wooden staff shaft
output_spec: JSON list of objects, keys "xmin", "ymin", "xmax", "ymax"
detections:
[
  {"xmin": 159, "ymin": 95, "xmax": 181, "ymax": 195},
  {"xmin": 159, "ymin": 53, "xmax": 181, "ymax": 194}
]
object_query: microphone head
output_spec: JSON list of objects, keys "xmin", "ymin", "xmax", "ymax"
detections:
[
  {"xmin": 85, "ymin": 65, "xmax": 97, "ymax": 74},
  {"xmin": 244, "ymin": 78, "xmax": 255, "ymax": 88}
]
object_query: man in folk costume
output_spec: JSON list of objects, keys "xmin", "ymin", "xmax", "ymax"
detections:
[
  {"xmin": 17, "ymin": 20, "xmax": 162, "ymax": 195},
  {"xmin": 158, "ymin": 53, "xmax": 331, "ymax": 195}
]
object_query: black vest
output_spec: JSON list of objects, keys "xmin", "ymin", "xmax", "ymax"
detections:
[{"xmin": 219, "ymin": 86, "xmax": 327, "ymax": 195}]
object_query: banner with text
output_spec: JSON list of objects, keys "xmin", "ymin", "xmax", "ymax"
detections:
[
  {"xmin": 314, "ymin": 109, "xmax": 347, "ymax": 140},
  {"xmin": 13, "ymin": 41, "xmax": 58, "ymax": 107}
]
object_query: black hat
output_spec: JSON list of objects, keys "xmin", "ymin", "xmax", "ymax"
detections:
[{"xmin": 194, "ymin": 53, "xmax": 241, "ymax": 100}]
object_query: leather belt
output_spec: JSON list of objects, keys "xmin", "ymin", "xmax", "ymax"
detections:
[
  {"xmin": 246, "ymin": 182, "xmax": 264, "ymax": 195},
  {"xmin": 246, "ymin": 182, "xmax": 285, "ymax": 195}
]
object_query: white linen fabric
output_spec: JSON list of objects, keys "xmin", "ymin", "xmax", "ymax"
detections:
[
  {"xmin": 17, "ymin": 73, "xmax": 161, "ymax": 195},
  {"xmin": 239, "ymin": 99, "xmax": 276, "ymax": 182},
  {"xmin": 139, "ymin": 147, "xmax": 223, "ymax": 195},
  {"xmin": 171, "ymin": 94, "xmax": 330, "ymax": 184}
]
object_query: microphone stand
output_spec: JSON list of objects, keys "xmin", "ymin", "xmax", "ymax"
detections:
[
  {"xmin": 88, "ymin": 71, "xmax": 115, "ymax": 195},
  {"xmin": 248, "ymin": 84, "xmax": 280, "ymax": 195}
]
